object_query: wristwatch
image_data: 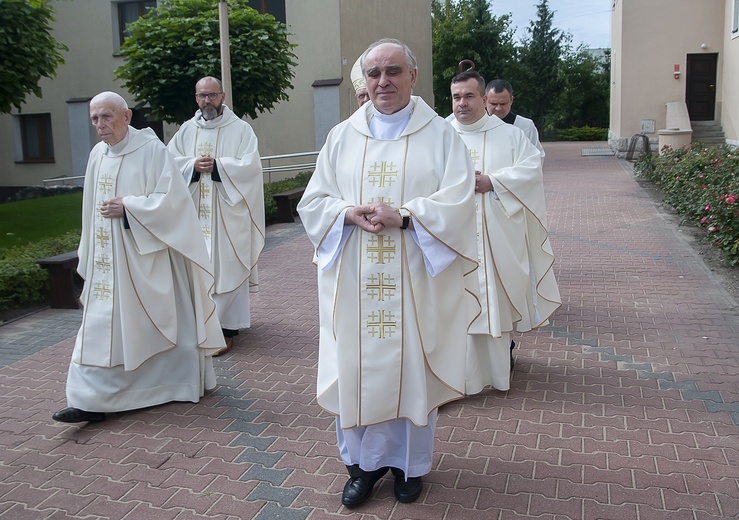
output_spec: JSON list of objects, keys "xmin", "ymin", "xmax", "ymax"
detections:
[{"xmin": 399, "ymin": 208, "xmax": 411, "ymax": 230}]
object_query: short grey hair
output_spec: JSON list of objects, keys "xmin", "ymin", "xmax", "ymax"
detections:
[{"xmin": 360, "ymin": 38, "xmax": 417, "ymax": 75}]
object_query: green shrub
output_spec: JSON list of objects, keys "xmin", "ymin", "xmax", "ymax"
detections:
[
  {"xmin": 555, "ymin": 126, "xmax": 608, "ymax": 141},
  {"xmin": 634, "ymin": 145, "xmax": 739, "ymax": 265},
  {"xmin": 263, "ymin": 171, "xmax": 312, "ymax": 222},
  {"xmin": 0, "ymin": 230, "xmax": 81, "ymax": 309}
]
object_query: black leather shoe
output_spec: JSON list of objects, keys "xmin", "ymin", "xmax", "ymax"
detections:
[
  {"xmin": 510, "ymin": 339, "xmax": 516, "ymax": 369},
  {"xmin": 391, "ymin": 468, "xmax": 423, "ymax": 503},
  {"xmin": 341, "ymin": 466, "xmax": 388, "ymax": 508},
  {"xmin": 52, "ymin": 407, "xmax": 105, "ymax": 423}
]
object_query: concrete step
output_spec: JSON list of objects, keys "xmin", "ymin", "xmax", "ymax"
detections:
[
  {"xmin": 690, "ymin": 121, "xmax": 725, "ymax": 145},
  {"xmin": 692, "ymin": 137, "xmax": 726, "ymax": 145}
]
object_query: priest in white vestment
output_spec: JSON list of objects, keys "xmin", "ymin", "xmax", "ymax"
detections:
[
  {"xmin": 450, "ymin": 71, "xmax": 561, "ymax": 395},
  {"xmin": 53, "ymin": 92, "xmax": 225, "ymax": 424},
  {"xmin": 168, "ymin": 76, "xmax": 265, "ymax": 356},
  {"xmin": 485, "ymin": 79, "xmax": 546, "ymax": 159},
  {"xmin": 297, "ymin": 39, "xmax": 479, "ymax": 509}
]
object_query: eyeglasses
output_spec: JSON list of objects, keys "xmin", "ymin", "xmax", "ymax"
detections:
[{"xmin": 196, "ymin": 92, "xmax": 222, "ymax": 100}]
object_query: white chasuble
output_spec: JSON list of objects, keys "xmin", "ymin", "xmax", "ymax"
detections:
[
  {"xmin": 462, "ymin": 129, "xmax": 519, "ymax": 336},
  {"xmin": 453, "ymin": 116, "xmax": 561, "ymax": 336},
  {"xmin": 168, "ymin": 106, "xmax": 265, "ymax": 329},
  {"xmin": 70, "ymin": 127, "xmax": 224, "ymax": 412},
  {"xmin": 298, "ymin": 97, "xmax": 480, "ymax": 429}
]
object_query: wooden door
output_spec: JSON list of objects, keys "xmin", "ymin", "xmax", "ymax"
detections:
[{"xmin": 686, "ymin": 53, "xmax": 718, "ymax": 121}]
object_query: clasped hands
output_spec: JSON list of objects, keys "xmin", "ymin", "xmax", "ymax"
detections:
[
  {"xmin": 346, "ymin": 201, "xmax": 404, "ymax": 234},
  {"xmin": 194, "ymin": 155, "xmax": 215, "ymax": 173}
]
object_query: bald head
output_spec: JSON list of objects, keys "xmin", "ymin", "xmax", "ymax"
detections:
[
  {"xmin": 90, "ymin": 91, "xmax": 128, "ymax": 111},
  {"xmin": 196, "ymin": 76, "xmax": 223, "ymax": 91},
  {"xmin": 89, "ymin": 91, "xmax": 131, "ymax": 145}
]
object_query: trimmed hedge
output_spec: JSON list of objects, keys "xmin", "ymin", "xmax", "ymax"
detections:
[
  {"xmin": 263, "ymin": 171, "xmax": 312, "ymax": 223},
  {"xmin": 554, "ymin": 126, "xmax": 609, "ymax": 142},
  {"xmin": 0, "ymin": 230, "xmax": 81, "ymax": 310},
  {"xmin": 634, "ymin": 145, "xmax": 739, "ymax": 265}
]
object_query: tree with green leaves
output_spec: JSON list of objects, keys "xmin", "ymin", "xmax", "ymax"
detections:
[
  {"xmin": 116, "ymin": 0, "xmax": 297, "ymax": 124},
  {"xmin": 550, "ymin": 47, "xmax": 610, "ymax": 130},
  {"xmin": 431, "ymin": 0, "xmax": 515, "ymax": 117},
  {"xmin": 515, "ymin": 0, "xmax": 566, "ymax": 131},
  {"xmin": 0, "ymin": 0, "xmax": 67, "ymax": 114}
]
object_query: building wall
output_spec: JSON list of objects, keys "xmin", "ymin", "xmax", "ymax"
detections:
[
  {"xmin": 723, "ymin": 0, "xmax": 739, "ymax": 146},
  {"xmin": 609, "ymin": 2, "xmax": 623, "ymax": 137},
  {"xmin": 230, "ymin": 0, "xmax": 342, "ymax": 159},
  {"xmin": 610, "ymin": 0, "xmax": 726, "ymax": 153},
  {"xmin": 0, "ymin": 0, "xmax": 433, "ymax": 189},
  {"xmin": 337, "ymin": 0, "xmax": 434, "ymax": 115},
  {"xmin": 244, "ymin": 0, "xmax": 433, "ymax": 158}
]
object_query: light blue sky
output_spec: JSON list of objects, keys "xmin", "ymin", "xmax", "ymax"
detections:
[{"xmin": 490, "ymin": 0, "xmax": 612, "ymax": 49}]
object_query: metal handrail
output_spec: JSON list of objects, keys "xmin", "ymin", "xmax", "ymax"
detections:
[
  {"xmin": 261, "ymin": 151, "xmax": 318, "ymax": 161},
  {"xmin": 42, "ymin": 175, "xmax": 84, "ymax": 186},
  {"xmin": 42, "ymin": 150, "xmax": 319, "ymax": 186},
  {"xmin": 263, "ymin": 163, "xmax": 316, "ymax": 172},
  {"xmin": 261, "ymin": 151, "xmax": 318, "ymax": 183}
]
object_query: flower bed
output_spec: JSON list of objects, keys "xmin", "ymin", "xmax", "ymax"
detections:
[{"xmin": 634, "ymin": 145, "xmax": 739, "ymax": 265}]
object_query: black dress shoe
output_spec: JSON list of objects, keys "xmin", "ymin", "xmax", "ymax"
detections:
[
  {"xmin": 341, "ymin": 466, "xmax": 388, "ymax": 508},
  {"xmin": 52, "ymin": 407, "xmax": 105, "ymax": 423},
  {"xmin": 391, "ymin": 468, "xmax": 423, "ymax": 503},
  {"xmin": 510, "ymin": 339, "xmax": 516, "ymax": 369}
]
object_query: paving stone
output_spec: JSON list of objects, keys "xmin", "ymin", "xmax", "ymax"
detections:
[{"xmin": 1, "ymin": 144, "xmax": 738, "ymax": 519}]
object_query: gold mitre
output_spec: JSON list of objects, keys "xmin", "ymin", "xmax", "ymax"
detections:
[{"xmin": 351, "ymin": 56, "xmax": 366, "ymax": 92}]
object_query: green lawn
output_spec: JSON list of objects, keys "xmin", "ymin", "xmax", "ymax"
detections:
[{"xmin": 0, "ymin": 193, "xmax": 83, "ymax": 251}]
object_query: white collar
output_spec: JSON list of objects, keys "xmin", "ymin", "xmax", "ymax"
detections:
[
  {"xmin": 369, "ymin": 100, "xmax": 414, "ymax": 140},
  {"xmin": 456, "ymin": 114, "xmax": 489, "ymax": 132},
  {"xmin": 105, "ymin": 130, "xmax": 130, "ymax": 156}
]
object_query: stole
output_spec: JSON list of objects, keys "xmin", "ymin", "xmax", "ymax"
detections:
[{"xmin": 357, "ymin": 138, "xmax": 408, "ymax": 425}]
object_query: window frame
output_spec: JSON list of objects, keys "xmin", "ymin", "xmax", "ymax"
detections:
[
  {"xmin": 16, "ymin": 113, "xmax": 55, "ymax": 164},
  {"xmin": 114, "ymin": 0, "xmax": 156, "ymax": 49},
  {"xmin": 247, "ymin": 0, "xmax": 286, "ymax": 23}
]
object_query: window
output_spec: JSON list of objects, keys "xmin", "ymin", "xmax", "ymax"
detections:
[
  {"xmin": 247, "ymin": 0, "xmax": 286, "ymax": 24},
  {"xmin": 17, "ymin": 114, "xmax": 54, "ymax": 163},
  {"xmin": 130, "ymin": 108, "xmax": 164, "ymax": 142},
  {"xmin": 116, "ymin": 1, "xmax": 156, "ymax": 47}
]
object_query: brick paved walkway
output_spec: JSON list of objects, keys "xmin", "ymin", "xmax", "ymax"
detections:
[{"xmin": 0, "ymin": 142, "xmax": 737, "ymax": 519}]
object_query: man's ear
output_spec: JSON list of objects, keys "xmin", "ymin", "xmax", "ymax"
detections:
[{"xmin": 124, "ymin": 109, "xmax": 133, "ymax": 125}]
